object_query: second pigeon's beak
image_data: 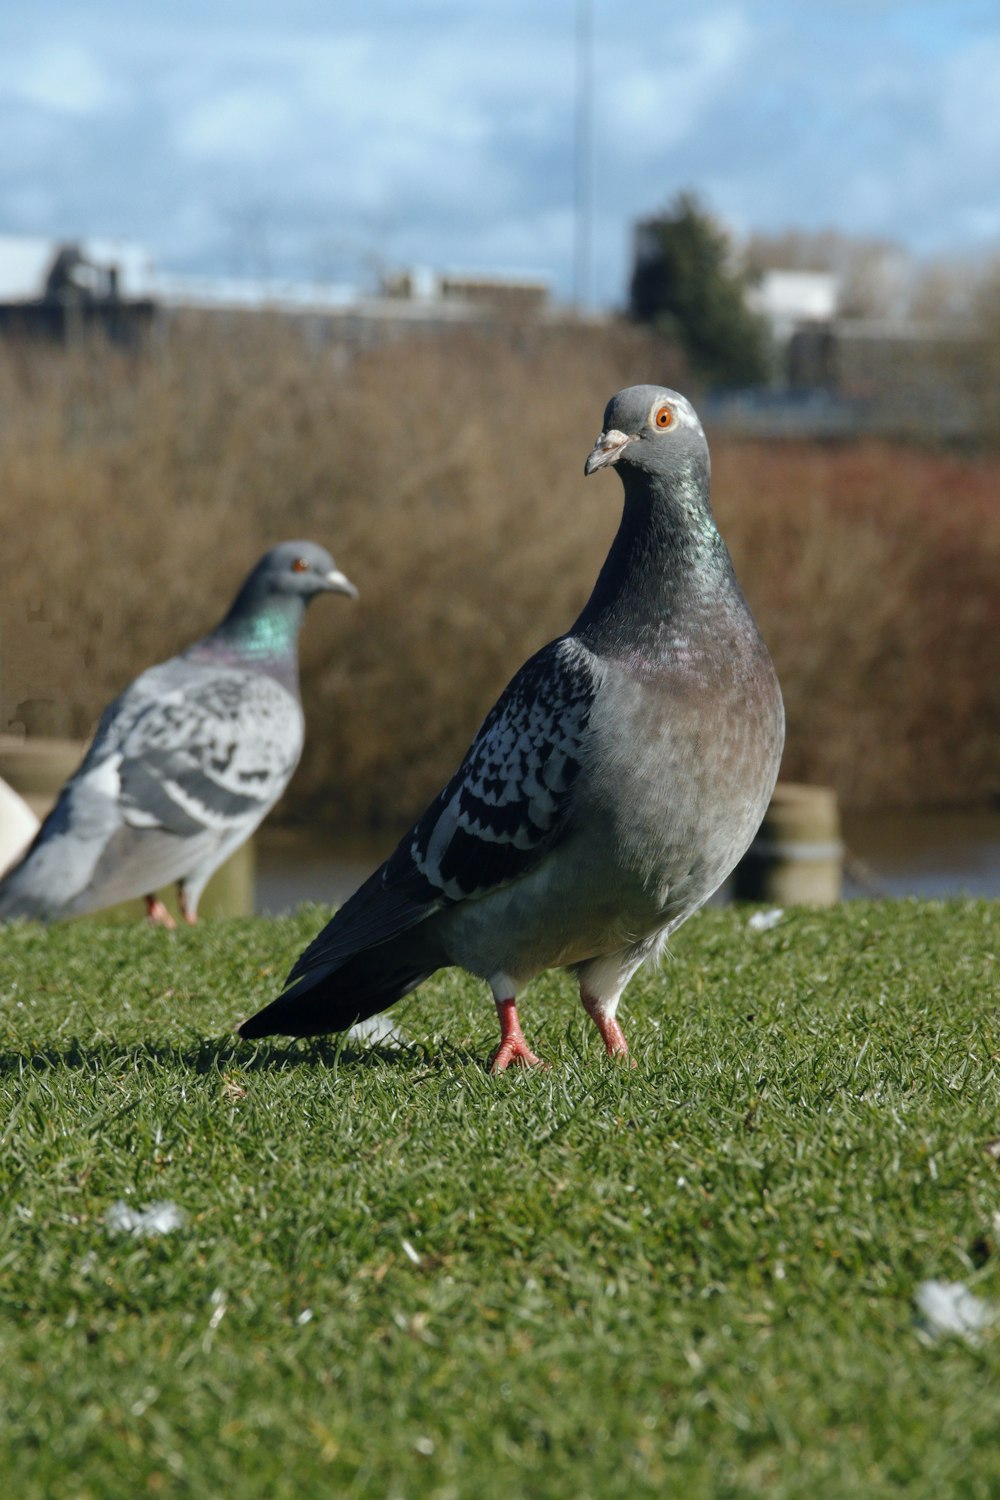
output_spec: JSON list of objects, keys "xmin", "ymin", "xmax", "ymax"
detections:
[
  {"xmin": 584, "ymin": 429, "xmax": 632, "ymax": 476},
  {"xmin": 324, "ymin": 568, "xmax": 359, "ymax": 600}
]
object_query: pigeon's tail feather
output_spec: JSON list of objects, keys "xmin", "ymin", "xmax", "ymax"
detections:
[{"xmin": 238, "ymin": 928, "xmax": 442, "ymax": 1040}]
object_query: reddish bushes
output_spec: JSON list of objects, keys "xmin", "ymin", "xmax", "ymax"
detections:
[{"xmin": 1, "ymin": 321, "xmax": 996, "ymax": 830}]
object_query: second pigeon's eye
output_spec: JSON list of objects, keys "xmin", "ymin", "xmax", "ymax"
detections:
[
  {"xmin": 653, "ymin": 405, "xmax": 674, "ymax": 430},
  {"xmin": 291, "ymin": 558, "xmax": 310, "ymax": 573}
]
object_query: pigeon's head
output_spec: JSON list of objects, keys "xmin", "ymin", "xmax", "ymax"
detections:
[
  {"xmin": 584, "ymin": 386, "xmax": 708, "ymax": 488},
  {"xmin": 246, "ymin": 541, "xmax": 358, "ymax": 604}
]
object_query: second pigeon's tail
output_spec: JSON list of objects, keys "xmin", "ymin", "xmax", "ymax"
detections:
[{"xmin": 237, "ymin": 927, "xmax": 442, "ymax": 1040}]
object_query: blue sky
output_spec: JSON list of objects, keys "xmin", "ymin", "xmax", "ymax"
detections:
[{"xmin": 2, "ymin": 1, "xmax": 998, "ymax": 306}]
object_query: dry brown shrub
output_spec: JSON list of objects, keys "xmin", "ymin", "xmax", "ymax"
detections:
[
  {"xmin": 713, "ymin": 440, "xmax": 1000, "ymax": 809},
  {"xmin": 1, "ymin": 318, "xmax": 997, "ymax": 831}
]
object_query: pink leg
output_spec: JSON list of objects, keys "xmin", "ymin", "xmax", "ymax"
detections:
[
  {"xmin": 490, "ymin": 997, "xmax": 546, "ymax": 1074},
  {"xmin": 581, "ymin": 991, "xmax": 634, "ymax": 1064},
  {"xmin": 145, "ymin": 894, "xmax": 176, "ymax": 929},
  {"xmin": 177, "ymin": 885, "xmax": 198, "ymax": 926}
]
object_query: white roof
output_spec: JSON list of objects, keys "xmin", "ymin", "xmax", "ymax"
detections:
[
  {"xmin": 0, "ymin": 235, "xmax": 57, "ymax": 300},
  {"xmin": 0, "ymin": 233, "xmax": 156, "ymax": 300},
  {"xmin": 748, "ymin": 269, "xmax": 839, "ymax": 324}
]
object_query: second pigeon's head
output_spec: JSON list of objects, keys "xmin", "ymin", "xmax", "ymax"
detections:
[
  {"xmin": 237, "ymin": 541, "xmax": 358, "ymax": 608},
  {"xmin": 584, "ymin": 386, "xmax": 709, "ymax": 495}
]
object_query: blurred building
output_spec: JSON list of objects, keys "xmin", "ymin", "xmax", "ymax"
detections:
[
  {"xmin": 0, "ymin": 233, "xmax": 560, "ymax": 349},
  {"xmin": 155, "ymin": 264, "xmax": 554, "ymax": 343},
  {"xmin": 712, "ymin": 262, "xmax": 986, "ymax": 439},
  {"xmin": 0, "ymin": 234, "xmax": 157, "ymax": 343},
  {"xmin": 747, "ymin": 269, "xmax": 839, "ymax": 347}
]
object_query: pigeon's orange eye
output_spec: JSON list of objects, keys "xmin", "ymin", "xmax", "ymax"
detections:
[
  {"xmin": 291, "ymin": 558, "xmax": 310, "ymax": 573},
  {"xmin": 654, "ymin": 406, "xmax": 673, "ymax": 429}
]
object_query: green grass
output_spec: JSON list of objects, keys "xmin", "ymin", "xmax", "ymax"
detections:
[{"xmin": 0, "ymin": 900, "xmax": 998, "ymax": 1498}]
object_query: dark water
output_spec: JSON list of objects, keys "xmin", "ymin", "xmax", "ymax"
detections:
[
  {"xmin": 255, "ymin": 807, "xmax": 1000, "ymax": 915},
  {"xmin": 840, "ymin": 808, "xmax": 1000, "ymax": 900},
  {"xmin": 255, "ymin": 829, "xmax": 388, "ymax": 915}
]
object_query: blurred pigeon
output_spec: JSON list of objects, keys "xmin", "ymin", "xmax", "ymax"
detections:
[
  {"xmin": 240, "ymin": 388, "xmax": 783, "ymax": 1069},
  {"xmin": 0, "ymin": 541, "xmax": 356, "ymax": 926}
]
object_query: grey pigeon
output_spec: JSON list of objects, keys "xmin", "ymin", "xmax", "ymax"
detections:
[
  {"xmin": 0, "ymin": 541, "xmax": 356, "ymax": 926},
  {"xmin": 239, "ymin": 388, "xmax": 783, "ymax": 1068}
]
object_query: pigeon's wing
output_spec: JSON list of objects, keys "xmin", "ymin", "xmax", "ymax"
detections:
[
  {"xmin": 110, "ymin": 668, "xmax": 304, "ymax": 841},
  {"xmin": 286, "ymin": 637, "xmax": 600, "ymax": 982},
  {"xmin": 0, "ymin": 663, "xmax": 302, "ymax": 918}
]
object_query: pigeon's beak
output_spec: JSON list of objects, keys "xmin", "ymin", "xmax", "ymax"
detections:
[
  {"xmin": 584, "ymin": 429, "xmax": 632, "ymax": 476},
  {"xmin": 324, "ymin": 568, "xmax": 359, "ymax": 600}
]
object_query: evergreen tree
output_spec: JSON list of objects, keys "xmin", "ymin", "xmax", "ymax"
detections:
[{"xmin": 629, "ymin": 192, "xmax": 770, "ymax": 389}]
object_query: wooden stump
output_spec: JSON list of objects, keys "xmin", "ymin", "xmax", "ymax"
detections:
[{"xmin": 735, "ymin": 782, "xmax": 843, "ymax": 907}]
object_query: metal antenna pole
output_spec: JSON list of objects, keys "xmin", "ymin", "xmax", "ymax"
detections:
[{"xmin": 574, "ymin": 0, "xmax": 593, "ymax": 314}]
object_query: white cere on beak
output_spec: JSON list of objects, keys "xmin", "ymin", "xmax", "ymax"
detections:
[
  {"xmin": 584, "ymin": 429, "xmax": 633, "ymax": 476},
  {"xmin": 325, "ymin": 569, "xmax": 359, "ymax": 599}
]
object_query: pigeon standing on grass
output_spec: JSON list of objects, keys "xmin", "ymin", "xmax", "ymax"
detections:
[
  {"xmin": 240, "ymin": 388, "xmax": 783, "ymax": 1069},
  {"xmin": 0, "ymin": 541, "xmax": 357, "ymax": 926}
]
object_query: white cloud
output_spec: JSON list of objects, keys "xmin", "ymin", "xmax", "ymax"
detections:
[
  {"xmin": 176, "ymin": 87, "xmax": 298, "ymax": 160},
  {"xmin": 606, "ymin": 8, "xmax": 752, "ymax": 148},
  {"xmin": 11, "ymin": 43, "xmax": 112, "ymax": 114},
  {"xmin": 0, "ymin": 2, "xmax": 997, "ymax": 303}
]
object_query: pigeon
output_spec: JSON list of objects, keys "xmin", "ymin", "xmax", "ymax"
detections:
[
  {"xmin": 239, "ymin": 387, "xmax": 784, "ymax": 1069},
  {"xmin": 0, "ymin": 541, "xmax": 356, "ymax": 926}
]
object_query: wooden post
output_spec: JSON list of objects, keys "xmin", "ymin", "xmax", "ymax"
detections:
[
  {"xmin": 734, "ymin": 782, "xmax": 843, "ymax": 907},
  {"xmin": 0, "ymin": 734, "xmax": 255, "ymax": 918}
]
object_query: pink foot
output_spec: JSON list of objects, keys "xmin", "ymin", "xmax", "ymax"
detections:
[
  {"xmin": 145, "ymin": 895, "xmax": 177, "ymax": 929},
  {"xmin": 582, "ymin": 993, "xmax": 636, "ymax": 1066},
  {"xmin": 490, "ymin": 998, "xmax": 547, "ymax": 1074}
]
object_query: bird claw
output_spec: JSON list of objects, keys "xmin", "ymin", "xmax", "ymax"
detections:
[
  {"xmin": 489, "ymin": 1038, "xmax": 548, "ymax": 1074},
  {"xmin": 490, "ymin": 997, "xmax": 547, "ymax": 1073},
  {"xmin": 145, "ymin": 896, "xmax": 176, "ymax": 929},
  {"xmin": 582, "ymin": 997, "xmax": 636, "ymax": 1065},
  {"xmin": 601, "ymin": 1029, "xmax": 636, "ymax": 1066}
]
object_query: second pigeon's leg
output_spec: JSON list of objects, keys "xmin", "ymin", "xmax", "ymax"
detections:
[
  {"xmin": 178, "ymin": 884, "xmax": 198, "ymax": 926},
  {"xmin": 145, "ymin": 894, "xmax": 176, "ymax": 929},
  {"xmin": 489, "ymin": 990, "xmax": 546, "ymax": 1073}
]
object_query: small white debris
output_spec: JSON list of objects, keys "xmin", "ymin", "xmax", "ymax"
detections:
[
  {"xmin": 676, "ymin": 1176, "xmax": 687, "ymax": 1188},
  {"xmin": 130, "ymin": 1386, "xmax": 158, "ymax": 1417},
  {"xmin": 915, "ymin": 1279, "xmax": 997, "ymax": 1343},
  {"xmin": 401, "ymin": 1239, "xmax": 422, "ymax": 1265},
  {"xmin": 104, "ymin": 1200, "xmax": 186, "ymax": 1238},
  {"xmin": 348, "ymin": 1015, "xmax": 409, "ymax": 1048},
  {"xmin": 207, "ymin": 1288, "xmax": 227, "ymax": 1331},
  {"xmin": 297, "ymin": 1308, "xmax": 314, "ymax": 1325},
  {"xmin": 747, "ymin": 908, "xmax": 784, "ymax": 933},
  {"xmin": 414, "ymin": 1436, "xmax": 435, "ymax": 1456}
]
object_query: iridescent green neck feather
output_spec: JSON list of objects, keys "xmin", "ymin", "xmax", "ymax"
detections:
[{"xmin": 192, "ymin": 594, "xmax": 305, "ymax": 692}]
